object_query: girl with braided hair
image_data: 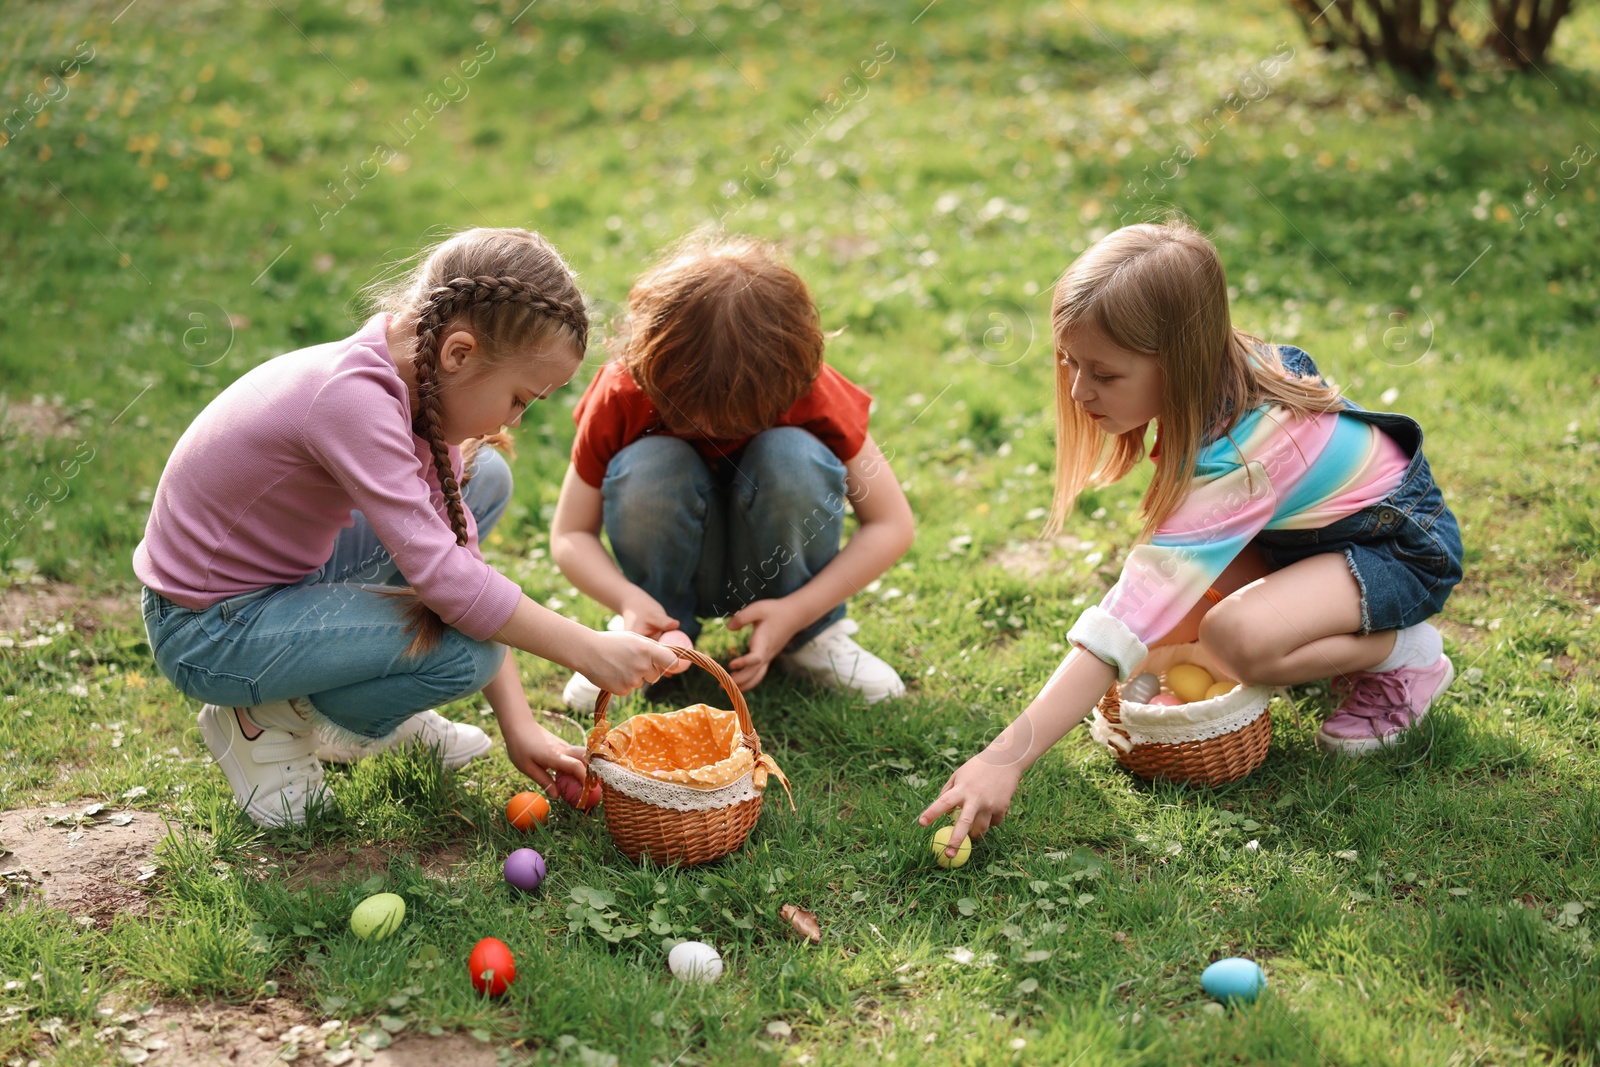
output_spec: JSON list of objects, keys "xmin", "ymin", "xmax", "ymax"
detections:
[{"xmin": 135, "ymin": 228, "xmax": 678, "ymax": 828}]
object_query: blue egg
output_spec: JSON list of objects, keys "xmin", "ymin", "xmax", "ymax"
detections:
[{"xmin": 1201, "ymin": 957, "xmax": 1266, "ymax": 1004}]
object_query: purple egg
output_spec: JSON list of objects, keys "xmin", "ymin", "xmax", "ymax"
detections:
[{"xmin": 504, "ymin": 848, "xmax": 546, "ymax": 892}]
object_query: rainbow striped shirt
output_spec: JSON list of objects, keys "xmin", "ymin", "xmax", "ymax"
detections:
[{"xmin": 1071, "ymin": 404, "xmax": 1409, "ymax": 675}]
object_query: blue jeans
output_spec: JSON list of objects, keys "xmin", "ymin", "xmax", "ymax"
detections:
[
  {"xmin": 1253, "ymin": 347, "xmax": 1464, "ymax": 634},
  {"xmin": 602, "ymin": 427, "xmax": 848, "ymax": 648},
  {"xmin": 141, "ymin": 448, "xmax": 513, "ymax": 739}
]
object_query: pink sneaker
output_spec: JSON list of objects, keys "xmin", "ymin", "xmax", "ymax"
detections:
[{"xmin": 1317, "ymin": 654, "xmax": 1454, "ymax": 756}]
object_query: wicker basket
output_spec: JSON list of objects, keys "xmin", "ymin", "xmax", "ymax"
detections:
[
  {"xmin": 584, "ymin": 647, "xmax": 792, "ymax": 866},
  {"xmin": 1088, "ymin": 642, "xmax": 1272, "ymax": 786}
]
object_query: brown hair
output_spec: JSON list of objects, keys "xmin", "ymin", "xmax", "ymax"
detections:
[
  {"xmin": 615, "ymin": 234, "xmax": 824, "ymax": 439},
  {"xmin": 366, "ymin": 227, "xmax": 588, "ymax": 651},
  {"xmin": 1047, "ymin": 221, "xmax": 1344, "ymax": 540}
]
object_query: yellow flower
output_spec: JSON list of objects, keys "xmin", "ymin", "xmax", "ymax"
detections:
[{"xmin": 124, "ymin": 671, "xmax": 147, "ymax": 689}]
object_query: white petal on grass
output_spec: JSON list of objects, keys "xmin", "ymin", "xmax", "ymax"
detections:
[
  {"xmin": 1334, "ymin": 850, "xmax": 1359, "ymax": 862},
  {"xmin": 946, "ymin": 947, "xmax": 976, "ymax": 965}
]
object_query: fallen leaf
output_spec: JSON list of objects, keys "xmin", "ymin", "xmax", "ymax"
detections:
[{"xmin": 780, "ymin": 904, "xmax": 821, "ymax": 943}]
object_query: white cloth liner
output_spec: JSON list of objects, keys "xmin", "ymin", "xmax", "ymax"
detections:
[
  {"xmin": 1090, "ymin": 685, "xmax": 1271, "ymax": 751},
  {"xmin": 1084, "ymin": 641, "xmax": 1273, "ymax": 753},
  {"xmin": 590, "ymin": 756, "xmax": 763, "ymax": 813}
]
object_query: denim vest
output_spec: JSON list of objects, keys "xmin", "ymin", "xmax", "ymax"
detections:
[{"xmin": 1250, "ymin": 346, "xmax": 1463, "ymax": 625}]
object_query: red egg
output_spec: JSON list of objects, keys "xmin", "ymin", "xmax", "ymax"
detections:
[
  {"xmin": 556, "ymin": 773, "xmax": 603, "ymax": 813},
  {"xmin": 469, "ymin": 937, "xmax": 516, "ymax": 997}
]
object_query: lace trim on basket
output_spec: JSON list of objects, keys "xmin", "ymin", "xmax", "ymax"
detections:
[
  {"xmin": 590, "ymin": 758, "xmax": 763, "ymax": 812},
  {"xmin": 1090, "ymin": 689, "xmax": 1270, "ymax": 751}
]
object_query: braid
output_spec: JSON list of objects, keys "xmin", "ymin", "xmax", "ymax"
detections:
[{"xmin": 411, "ymin": 274, "xmax": 588, "ymax": 546}]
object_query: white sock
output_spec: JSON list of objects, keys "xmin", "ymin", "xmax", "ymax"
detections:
[
  {"xmin": 240, "ymin": 698, "xmax": 314, "ymax": 735},
  {"xmin": 1371, "ymin": 622, "xmax": 1443, "ymax": 673}
]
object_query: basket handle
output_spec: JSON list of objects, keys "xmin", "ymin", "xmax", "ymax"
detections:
[
  {"xmin": 1098, "ymin": 684, "xmax": 1124, "ymax": 725},
  {"xmin": 590, "ymin": 645, "xmax": 762, "ymax": 758}
]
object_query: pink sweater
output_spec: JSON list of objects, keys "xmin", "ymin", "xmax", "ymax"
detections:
[{"xmin": 133, "ymin": 314, "xmax": 523, "ymax": 642}]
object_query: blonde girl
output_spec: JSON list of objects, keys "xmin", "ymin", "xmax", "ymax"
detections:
[{"xmin": 921, "ymin": 221, "xmax": 1462, "ymax": 856}]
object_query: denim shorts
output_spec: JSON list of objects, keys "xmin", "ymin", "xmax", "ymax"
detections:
[{"xmin": 1253, "ymin": 348, "xmax": 1464, "ymax": 634}]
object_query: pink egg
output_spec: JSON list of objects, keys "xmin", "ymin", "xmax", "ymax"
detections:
[
  {"xmin": 660, "ymin": 630, "xmax": 693, "ymax": 675},
  {"xmin": 1148, "ymin": 693, "xmax": 1183, "ymax": 706}
]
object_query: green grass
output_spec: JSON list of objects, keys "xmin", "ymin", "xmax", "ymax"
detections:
[{"xmin": 3, "ymin": 0, "xmax": 1599, "ymax": 1063}]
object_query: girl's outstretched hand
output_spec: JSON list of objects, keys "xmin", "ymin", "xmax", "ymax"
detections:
[
  {"xmin": 582, "ymin": 630, "xmax": 680, "ymax": 696},
  {"xmin": 503, "ymin": 719, "xmax": 587, "ymax": 791},
  {"xmin": 918, "ymin": 753, "xmax": 1024, "ymax": 859}
]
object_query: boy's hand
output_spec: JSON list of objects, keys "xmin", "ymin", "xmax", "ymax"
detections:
[
  {"xmin": 580, "ymin": 629, "xmax": 679, "ymax": 696},
  {"xmin": 727, "ymin": 597, "xmax": 807, "ymax": 691},
  {"xmin": 918, "ymin": 752, "xmax": 1024, "ymax": 858},
  {"xmin": 619, "ymin": 588, "xmax": 678, "ymax": 640},
  {"xmin": 502, "ymin": 717, "xmax": 587, "ymax": 791}
]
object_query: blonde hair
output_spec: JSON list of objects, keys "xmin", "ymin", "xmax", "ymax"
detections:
[
  {"xmin": 615, "ymin": 233, "xmax": 823, "ymax": 439},
  {"xmin": 1047, "ymin": 221, "xmax": 1343, "ymax": 541},
  {"xmin": 364, "ymin": 227, "xmax": 588, "ymax": 652}
]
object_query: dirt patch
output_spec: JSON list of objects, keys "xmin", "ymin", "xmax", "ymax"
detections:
[
  {"xmin": 828, "ymin": 233, "xmax": 880, "ymax": 264},
  {"xmin": 97, "ymin": 1000, "xmax": 501, "ymax": 1067},
  {"xmin": 989, "ymin": 535, "xmax": 1089, "ymax": 579},
  {"xmin": 0, "ymin": 397, "xmax": 80, "ymax": 439},
  {"xmin": 0, "ymin": 580, "xmax": 138, "ymax": 637},
  {"xmin": 0, "ymin": 805, "xmax": 166, "ymax": 924},
  {"xmin": 273, "ymin": 842, "xmax": 472, "ymax": 890}
]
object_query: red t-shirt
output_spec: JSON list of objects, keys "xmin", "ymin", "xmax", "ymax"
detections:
[{"xmin": 570, "ymin": 360, "xmax": 873, "ymax": 487}]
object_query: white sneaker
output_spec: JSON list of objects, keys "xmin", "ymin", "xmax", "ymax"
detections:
[
  {"xmin": 198, "ymin": 702, "xmax": 330, "ymax": 829},
  {"xmin": 776, "ymin": 618, "xmax": 905, "ymax": 703},
  {"xmin": 315, "ymin": 709, "xmax": 492, "ymax": 769},
  {"xmin": 562, "ymin": 670, "xmax": 605, "ymax": 712}
]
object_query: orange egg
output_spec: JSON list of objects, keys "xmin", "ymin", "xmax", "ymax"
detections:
[
  {"xmin": 1205, "ymin": 680, "xmax": 1236, "ymax": 700},
  {"xmin": 505, "ymin": 791, "xmax": 549, "ymax": 830}
]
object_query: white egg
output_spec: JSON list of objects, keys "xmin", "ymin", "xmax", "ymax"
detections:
[{"xmin": 667, "ymin": 940, "xmax": 724, "ymax": 984}]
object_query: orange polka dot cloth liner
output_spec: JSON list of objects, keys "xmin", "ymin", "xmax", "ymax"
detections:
[{"xmin": 586, "ymin": 704, "xmax": 790, "ymax": 796}]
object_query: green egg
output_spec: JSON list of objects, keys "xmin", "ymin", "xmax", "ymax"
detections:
[{"xmin": 350, "ymin": 892, "xmax": 407, "ymax": 941}]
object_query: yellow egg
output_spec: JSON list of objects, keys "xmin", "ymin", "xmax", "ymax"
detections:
[
  {"xmin": 1205, "ymin": 680, "xmax": 1236, "ymax": 700},
  {"xmin": 932, "ymin": 826, "xmax": 971, "ymax": 869},
  {"xmin": 1165, "ymin": 663, "xmax": 1215, "ymax": 703},
  {"xmin": 350, "ymin": 892, "xmax": 406, "ymax": 941}
]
